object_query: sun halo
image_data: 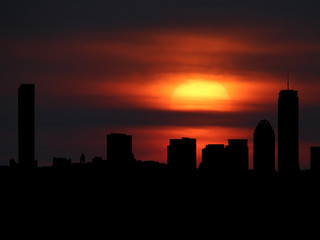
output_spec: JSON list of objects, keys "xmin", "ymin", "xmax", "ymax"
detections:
[{"xmin": 170, "ymin": 79, "xmax": 230, "ymax": 111}]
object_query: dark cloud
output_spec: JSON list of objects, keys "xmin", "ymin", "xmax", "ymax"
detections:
[
  {"xmin": 34, "ymin": 105, "xmax": 275, "ymax": 129},
  {"xmin": 3, "ymin": 31, "xmax": 320, "ymax": 87},
  {"xmin": 2, "ymin": 0, "xmax": 320, "ymax": 37}
]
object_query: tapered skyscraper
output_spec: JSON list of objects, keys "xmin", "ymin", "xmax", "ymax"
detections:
[
  {"xmin": 278, "ymin": 88, "xmax": 299, "ymax": 175},
  {"xmin": 18, "ymin": 84, "xmax": 36, "ymax": 168}
]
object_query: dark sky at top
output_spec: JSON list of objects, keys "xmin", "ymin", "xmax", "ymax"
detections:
[{"xmin": 2, "ymin": 1, "xmax": 320, "ymax": 36}]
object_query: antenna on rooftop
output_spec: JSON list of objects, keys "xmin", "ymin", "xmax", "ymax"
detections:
[{"xmin": 287, "ymin": 71, "xmax": 290, "ymax": 90}]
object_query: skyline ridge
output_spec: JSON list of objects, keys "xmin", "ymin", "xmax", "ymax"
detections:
[{"xmin": 5, "ymin": 83, "xmax": 320, "ymax": 177}]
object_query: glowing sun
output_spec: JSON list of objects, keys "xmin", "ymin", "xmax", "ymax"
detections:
[{"xmin": 170, "ymin": 80, "xmax": 230, "ymax": 111}]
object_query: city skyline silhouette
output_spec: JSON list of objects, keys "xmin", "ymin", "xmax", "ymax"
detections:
[
  {"xmin": 2, "ymin": 1, "xmax": 320, "ymax": 176},
  {"xmin": 4, "ymin": 83, "xmax": 320, "ymax": 180},
  {"xmin": 3, "ymin": 2, "xmax": 320, "ymax": 234}
]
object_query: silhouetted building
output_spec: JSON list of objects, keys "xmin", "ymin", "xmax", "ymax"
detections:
[
  {"xmin": 80, "ymin": 153, "xmax": 86, "ymax": 164},
  {"xmin": 107, "ymin": 133, "xmax": 135, "ymax": 164},
  {"xmin": 278, "ymin": 89, "xmax": 299, "ymax": 175},
  {"xmin": 53, "ymin": 157, "xmax": 72, "ymax": 169},
  {"xmin": 18, "ymin": 84, "xmax": 37, "ymax": 168},
  {"xmin": 310, "ymin": 146, "xmax": 320, "ymax": 174},
  {"xmin": 9, "ymin": 158, "xmax": 18, "ymax": 167},
  {"xmin": 167, "ymin": 137, "xmax": 196, "ymax": 173},
  {"xmin": 200, "ymin": 144, "xmax": 225, "ymax": 174},
  {"xmin": 92, "ymin": 156, "xmax": 103, "ymax": 165},
  {"xmin": 253, "ymin": 119, "xmax": 275, "ymax": 175},
  {"xmin": 92, "ymin": 156, "xmax": 109, "ymax": 168},
  {"xmin": 225, "ymin": 139, "xmax": 248, "ymax": 175}
]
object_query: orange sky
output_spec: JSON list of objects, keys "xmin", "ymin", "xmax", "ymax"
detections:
[{"xmin": 2, "ymin": 24, "xmax": 320, "ymax": 169}]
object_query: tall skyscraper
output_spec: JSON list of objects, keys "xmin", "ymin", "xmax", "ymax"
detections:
[
  {"xmin": 107, "ymin": 133, "xmax": 135, "ymax": 164},
  {"xmin": 18, "ymin": 84, "xmax": 36, "ymax": 168},
  {"xmin": 167, "ymin": 137, "xmax": 196, "ymax": 173},
  {"xmin": 278, "ymin": 89, "xmax": 299, "ymax": 175},
  {"xmin": 253, "ymin": 119, "xmax": 275, "ymax": 175},
  {"xmin": 225, "ymin": 139, "xmax": 248, "ymax": 175}
]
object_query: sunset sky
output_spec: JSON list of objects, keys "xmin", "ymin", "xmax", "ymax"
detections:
[{"xmin": 1, "ymin": 0, "xmax": 320, "ymax": 168}]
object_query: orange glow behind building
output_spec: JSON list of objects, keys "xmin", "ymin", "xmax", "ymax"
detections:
[{"xmin": 3, "ymin": 27, "xmax": 319, "ymax": 169}]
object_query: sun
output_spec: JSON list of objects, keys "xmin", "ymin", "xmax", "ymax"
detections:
[{"xmin": 170, "ymin": 79, "xmax": 230, "ymax": 111}]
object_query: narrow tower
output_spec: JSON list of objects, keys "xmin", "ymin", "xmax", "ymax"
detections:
[
  {"xmin": 18, "ymin": 84, "xmax": 36, "ymax": 168},
  {"xmin": 278, "ymin": 83, "xmax": 299, "ymax": 175}
]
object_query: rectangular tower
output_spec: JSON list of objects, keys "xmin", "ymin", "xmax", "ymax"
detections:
[
  {"xmin": 18, "ymin": 84, "xmax": 36, "ymax": 168},
  {"xmin": 201, "ymin": 144, "xmax": 226, "ymax": 173},
  {"xmin": 107, "ymin": 133, "xmax": 134, "ymax": 163},
  {"xmin": 225, "ymin": 139, "xmax": 248, "ymax": 175},
  {"xmin": 278, "ymin": 89, "xmax": 299, "ymax": 175},
  {"xmin": 253, "ymin": 119, "xmax": 275, "ymax": 175},
  {"xmin": 167, "ymin": 137, "xmax": 196, "ymax": 173}
]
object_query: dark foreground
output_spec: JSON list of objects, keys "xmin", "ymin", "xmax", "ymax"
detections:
[
  {"xmin": 1, "ymin": 166, "xmax": 319, "ymax": 201},
  {"xmin": 1, "ymin": 166, "xmax": 319, "ymax": 238}
]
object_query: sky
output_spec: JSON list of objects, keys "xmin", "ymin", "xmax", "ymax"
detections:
[{"xmin": 1, "ymin": 0, "xmax": 320, "ymax": 168}]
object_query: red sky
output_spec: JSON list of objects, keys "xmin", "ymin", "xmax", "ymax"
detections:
[{"xmin": 2, "ymin": 1, "xmax": 320, "ymax": 169}]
